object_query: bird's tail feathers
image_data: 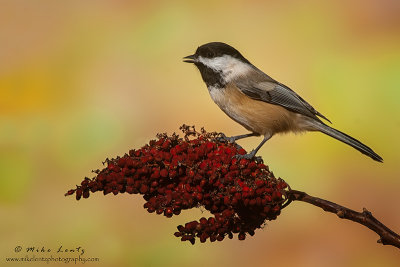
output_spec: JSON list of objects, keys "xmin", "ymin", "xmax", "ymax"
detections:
[{"xmin": 311, "ymin": 121, "xmax": 383, "ymax": 162}]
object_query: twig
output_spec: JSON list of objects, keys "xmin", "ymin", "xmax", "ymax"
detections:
[{"xmin": 286, "ymin": 190, "xmax": 400, "ymax": 249}]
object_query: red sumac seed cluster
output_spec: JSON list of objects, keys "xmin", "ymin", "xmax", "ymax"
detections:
[{"xmin": 66, "ymin": 125, "xmax": 289, "ymax": 244}]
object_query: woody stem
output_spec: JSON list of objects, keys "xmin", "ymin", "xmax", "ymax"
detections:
[{"xmin": 286, "ymin": 190, "xmax": 400, "ymax": 249}]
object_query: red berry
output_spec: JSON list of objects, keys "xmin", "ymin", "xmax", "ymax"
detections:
[
  {"xmin": 238, "ymin": 233, "xmax": 246, "ymax": 240},
  {"xmin": 82, "ymin": 190, "xmax": 90, "ymax": 199},
  {"xmin": 160, "ymin": 169, "xmax": 168, "ymax": 178},
  {"xmin": 139, "ymin": 185, "xmax": 149, "ymax": 194},
  {"xmin": 164, "ymin": 207, "xmax": 173, "ymax": 217},
  {"xmin": 76, "ymin": 189, "xmax": 82, "ymax": 200}
]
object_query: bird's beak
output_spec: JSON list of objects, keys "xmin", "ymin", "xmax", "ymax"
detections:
[{"xmin": 183, "ymin": 54, "xmax": 196, "ymax": 63}]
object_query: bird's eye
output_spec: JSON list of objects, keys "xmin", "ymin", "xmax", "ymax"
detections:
[{"xmin": 207, "ymin": 51, "xmax": 214, "ymax": 58}]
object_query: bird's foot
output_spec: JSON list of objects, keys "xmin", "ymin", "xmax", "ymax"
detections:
[
  {"xmin": 233, "ymin": 153, "xmax": 253, "ymax": 160},
  {"xmin": 216, "ymin": 133, "xmax": 236, "ymax": 144},
  {"xmin": 233, "ymin": 150, "xmax": 262, "ymax": 163}
]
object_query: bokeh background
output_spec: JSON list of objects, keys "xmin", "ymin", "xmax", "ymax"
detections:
[{"xmin": 1, "ymin": 0, "xmax": 400, "ymax": 266}]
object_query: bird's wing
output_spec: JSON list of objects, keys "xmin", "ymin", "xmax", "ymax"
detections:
[{"xmin": 234, "ymin": 71, "xmax": 331, "ymax": 123}]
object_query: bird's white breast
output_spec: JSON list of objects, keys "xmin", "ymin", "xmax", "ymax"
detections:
[{"xmin": 208, "ymin": 86, "xmax": 225, "ymax": 104}]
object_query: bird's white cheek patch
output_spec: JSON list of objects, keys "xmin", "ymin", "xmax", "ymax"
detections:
[
  {"xmin": 198, "ymin": 55, "xmax": 252, "ymax": 82},
  {"xmin": 198, "ymin": 56, "xmax": 226, "ymax": 71}
]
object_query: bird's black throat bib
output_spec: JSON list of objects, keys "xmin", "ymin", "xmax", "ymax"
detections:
[{"xmin": 194, "ymin": 62, "xmax": 226, "ymax": 88}]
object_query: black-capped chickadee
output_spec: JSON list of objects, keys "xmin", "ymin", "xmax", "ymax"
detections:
[{"xmin": 184, "ymin": 42, "xmax": 383, "ymax": 162}]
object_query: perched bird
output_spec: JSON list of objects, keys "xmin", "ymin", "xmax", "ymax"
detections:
[{"xmin": 183, "ymin": 42, "xmax": 383, "ymax": 162}]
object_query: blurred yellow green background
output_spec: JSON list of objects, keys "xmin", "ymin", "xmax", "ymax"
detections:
[{"xmin": 1, "ymin": 0, "xmax": 400, "ymax": 266}]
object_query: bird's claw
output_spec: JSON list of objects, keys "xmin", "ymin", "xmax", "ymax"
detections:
[
  {"xmin": 215, "ymin": 133, "xmax": 227, "ymax": 143},
  {"xmin": 233, "ymin": 154, "xmax": 252, "ymax": 160},
  {"xmin": 216, "ymin": 133, "xmax": 236, "ymax": 143},
  {"xmin": 233, "ymin": 151, "xmax": 263, "ymax": 163}
]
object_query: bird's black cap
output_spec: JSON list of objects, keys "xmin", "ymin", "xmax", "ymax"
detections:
[{"xmin": 184, "ymin": 42, "xmax": 250, "ymax": 64}]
